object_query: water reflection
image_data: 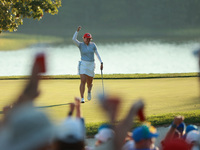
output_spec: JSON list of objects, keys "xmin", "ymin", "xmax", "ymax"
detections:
[{"xmin": 0, "ymin": 42, "xmax": 199, "ymax": 76}]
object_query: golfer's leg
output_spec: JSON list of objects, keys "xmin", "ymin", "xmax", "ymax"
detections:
[
  {"xmin": 86, "ymin": 75, "xmax": 93, "ymax": 93},
  {"xmin": 86, "ymin": 75, "xmax": 93, "ymax": 100},
  {"xmin": 80, "ymin": 74, "xmax": 86, "ymax": 98}
]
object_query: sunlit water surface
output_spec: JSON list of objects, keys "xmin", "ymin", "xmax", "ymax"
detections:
[{"xmin": 0, "ymin": 41, "xmax": 199, "ymax": 76}]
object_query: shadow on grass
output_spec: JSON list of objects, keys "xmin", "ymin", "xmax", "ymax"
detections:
[
  {"xmin": 0, "ymin": 102, "xmax": 90, "ymax": 114},
  {"xmin": 36, "ymin": 103, "xmax": 71, "ymax": 109},
  {"xmin": 36, "ymin": 101, "xmax": 90, "ymax": 109},
  {"xmin": 0, "ymin": 103, "xmax": 71, "ymax": 114}
]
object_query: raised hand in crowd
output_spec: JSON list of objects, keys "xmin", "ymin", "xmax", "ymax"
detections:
[
  {"xmin": 164, "ymin": 115, "xmax": 184, "ymax": 142},
  {"xmin": 114, "ymin": 99, "xmax": 144, "ymax": 150},
  {"xmin": 97, "ymin": 94, "xmax": 144, "ymax": 150},
  {"xmin": 2, "ymin": 53, "xmax": 44, "ymax": 122}
]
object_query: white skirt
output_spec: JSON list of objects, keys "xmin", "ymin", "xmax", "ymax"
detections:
[{"xmin": 78, "ymin": 60, "xmax": 95, "ymax": 77}]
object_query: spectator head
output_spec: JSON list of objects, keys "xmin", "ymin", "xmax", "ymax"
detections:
[
  {"xmin": 56, "ymin": 117, "xmax": 85, "ymax": 150},
  {"xmin": 132, "ymin": 124, "xmax": 158, "ymax": 142},
  {"xmin": 0, "ymin": 103, "xmax": 56, "ymax": 150},
  {"xmin": 95, "ymin": 128, "xmax": 115, "ymax": 146},
  {"xmin": 122, "ymin": 140, "xmax": 135, "ymax": 150},
  {"xmin": 132, "ymin": 124, "xmax": 158, "ymax": 149},
  {"xmin": 122, "ymin": 133, "xmax": 135, "ymax": 150},
  {"xmin": 97, "ymin": 124, "xmax": 112, "ymax": 132},
  {"xmin": 186, "ymin": 130, "xmax": 200, "ymax": 146},
  {"xmin": 186, "ymin": 125, "xmax": 198, "ymax": 134}
]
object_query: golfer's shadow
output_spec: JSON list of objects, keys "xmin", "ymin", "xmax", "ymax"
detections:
[
  {"xmin": 36, "ymin": 101, "xmax": 91, "ymax": 108},
  {"xmin": 36, "ymin": 103, "xmax": 71, "ymax": 109},
  {"xmin": 0, "ymin": 102, "xmax": 90, "ymax": 114}
]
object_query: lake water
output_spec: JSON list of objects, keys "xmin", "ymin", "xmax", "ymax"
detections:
[{"xmin": 0, "ymin": 41, "xmax": 200, "ymax": 76}]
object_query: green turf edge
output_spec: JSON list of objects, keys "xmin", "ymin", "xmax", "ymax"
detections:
[
  {"xmin": 85, "ymin": 110, "xmax": 200, "ymax": 137},
  {"xmin": 0, "ymin": 72, "xmax": 199, "ymax": 80}
]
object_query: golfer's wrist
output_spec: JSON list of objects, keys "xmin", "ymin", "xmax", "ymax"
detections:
[{"xmin": 101, "ymin": 62, "xmax": 103, "ymax": 64}]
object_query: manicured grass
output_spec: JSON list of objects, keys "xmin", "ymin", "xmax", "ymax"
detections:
[
  {"xmin": 0, "ymin": 77, "xmax": 200, "ymax": 135},
  {"xmin": 0, "ymin": 33, "xmax": 64, "ymax": 50},
  {"xmin": 0, "ymin": 72, "xmax": 199, "ymax": 80}
]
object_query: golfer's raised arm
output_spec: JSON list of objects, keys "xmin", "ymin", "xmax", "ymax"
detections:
[{"xmin": 72, "ymin": 26, "xmax": 81, "ymax": 47}]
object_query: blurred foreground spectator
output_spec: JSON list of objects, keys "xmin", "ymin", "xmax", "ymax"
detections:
[
  {"xmin": 186, "ymin": 130, "xmax": 200, "ymax": 150},
  {"xmin": 183, "ymin": 124, "xmax": 199, "ymax": 140},
  {"xmin": 96, "ymin": 95, "xmax": 145, "ymax": 150},
  {"xmin": 132, "ymin": 123, "xmax": 159, "ymax": 150},
  {"xmin": 0, "ymin": 53, "xmax": 57, "ymax": 150},
  {"xmin": 55, "ymin": 97, "xmax": 86, "ymax": 150},
  {"xmin": 94, "ymin": 125, "xmax": 115, "ymax": 147},
  {"xmin": 0, "ymin": 103, "xmax": 56, "ymax": 150},
  {"xmin": 122, "ymin": 132, "xmax": 135, "ymax": 150},
  {"xmin": 161, "ymin": 116, "xmax": 193, "ymax": 150}
]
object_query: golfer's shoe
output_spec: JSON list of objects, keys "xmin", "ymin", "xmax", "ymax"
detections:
[
  {"xmin": 81, "ymin": 98, "xmax": 85, "ymax": 103},
  {"xmin": 87, "ymin": 92, "xmax": 91, "ymax": 100}
]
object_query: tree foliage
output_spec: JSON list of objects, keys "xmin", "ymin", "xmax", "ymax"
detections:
[{"xmin": 0, "ymin": 0, "xmax": 61, "ymax": 33}]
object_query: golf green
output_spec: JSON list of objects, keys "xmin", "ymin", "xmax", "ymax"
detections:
[{"xmin": 0, "ymin": 77, "xmax": 199, "ymax": 124}]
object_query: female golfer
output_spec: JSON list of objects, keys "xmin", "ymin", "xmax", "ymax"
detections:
[{"xmin": 72, "ymin": 26, "xmax": 103, "ymax": 103}]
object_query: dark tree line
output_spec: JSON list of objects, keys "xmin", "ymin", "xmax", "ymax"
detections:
[{"xmin": 0, "ymin": 0, "xmax": 61, "ymax": 33}]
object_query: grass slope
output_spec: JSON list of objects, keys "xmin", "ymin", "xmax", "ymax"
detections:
[
  {"xmin": 0, "ymin": 33, "xmax": 64, "ymax": 50},
  {"xmin": 0, "ymin": 77, "xmax": 200, "ymax": 135}
]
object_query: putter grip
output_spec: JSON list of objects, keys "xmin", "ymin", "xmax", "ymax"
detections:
[
  {"xmin": 35, "ymin": 53, "xmax": 46, "ymax": 73},
  {"xmin": 138, "ymin": 108, "xmax": 145, "ymax": 121}
]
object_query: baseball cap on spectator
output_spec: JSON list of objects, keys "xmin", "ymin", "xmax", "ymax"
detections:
[
  {"xmin": 57, "ymin": 117, "xmax": 85, "ymax": 143},
  {"xmin": 122, "ymin": 140, "xmax": 135, "ymax": 150},
  {"xmin": 186, "ymin": 130, "xmax": 200, "ymax": 144},
  {"xmin": 186, "ymin": 125, "xmax": 198, "ymax": 134},
  {"xmin": 98, "ymin": 124, "xmax": 112, "ymax": 132},
  {"xmin": 132, "ymin": 125, "xmax": 158, "ymax": 142},
  {"xmin": 83, "ymin": 33, "xmax": 92, "ymax": 39},
  {"xmin": 0, "ymin": 103, "xmax": 56, "ymax": 150},
  {"xmin": 95, "ymin": 128, "xmax": 114, "ymax": 143}
]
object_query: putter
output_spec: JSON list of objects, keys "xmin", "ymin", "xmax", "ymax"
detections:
[{"xmin": 101, "ymin": 70, "xmax": 105, "ymax": 96}]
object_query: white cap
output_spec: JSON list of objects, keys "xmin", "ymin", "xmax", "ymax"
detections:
[
  {"xmin": 122, "ymin": 140, "xmax": 135, "ymax": 150},
  {"xmin": 94, "ymin": 128, "xmax": 114, "ymax": 143},
  {"xmin": 57, "ymin": 117, "xmax": 85, "ymax": 143},
  {"xmin": 0, "ymin": 103, "xmax": 56, "ymax": 150},
  {"xmin": 186, "ymin": 130, "xmax": 200, "ymax": 144}
]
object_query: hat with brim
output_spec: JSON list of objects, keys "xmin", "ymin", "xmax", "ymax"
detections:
[
  {"xmin": 186, "ymin": 130, "xmax": 200, "ymax": 144},
  {"xmin": 186, "ymin": 125, "xmax": 198, "ymax": 134},
  {"xmin": 0, "ymin": 103, "xmax": 56, "ymax": 150},
  {"xmin": 83, "ymin": 33, "xmax": 92, "ymax": 39},
  {"xmin": 132, "ymin": 125, "xmax": 159, "ymax": 142},
  {"xmin": 95, "ymin": 128, "xmax": 114, "ymax": 143},
  {"xmin": 57, "ymin": 117, "xmax": 85, "ymax": 143}
]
